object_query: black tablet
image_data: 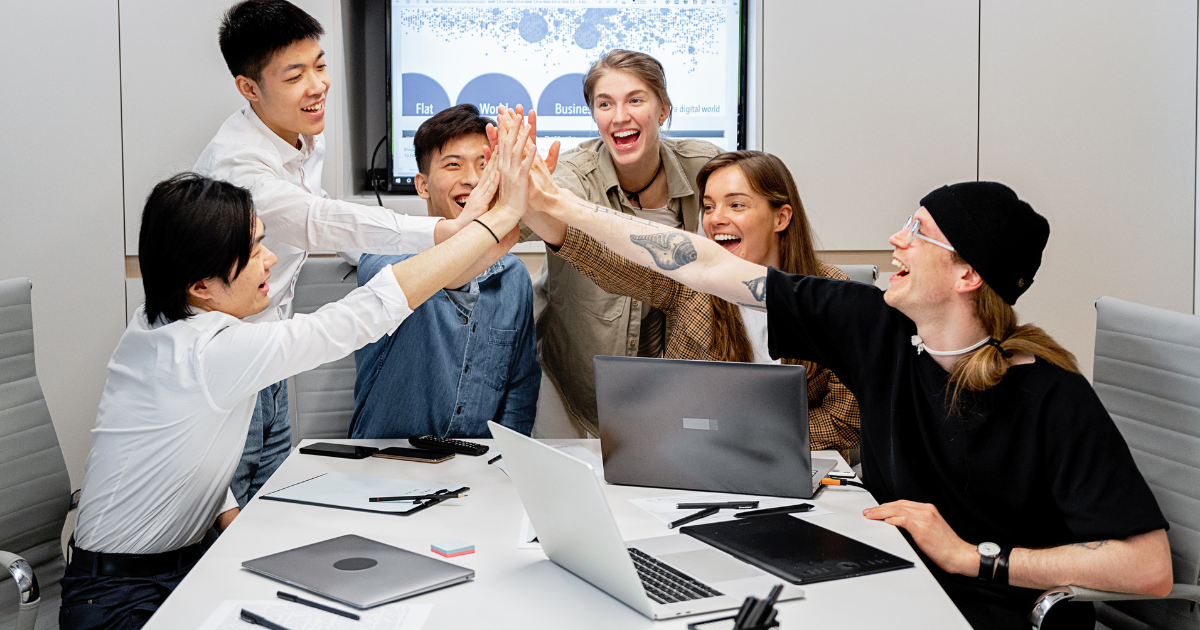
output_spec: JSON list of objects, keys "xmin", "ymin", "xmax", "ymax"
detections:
[{"xmin": 681, "ymin": 514, "xmax": 914, "ymax": 585}]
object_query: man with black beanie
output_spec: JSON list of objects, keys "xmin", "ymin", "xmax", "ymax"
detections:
[{"xmin": 524, "ymin": 171, "xmax": 1172, "ymax": 629}]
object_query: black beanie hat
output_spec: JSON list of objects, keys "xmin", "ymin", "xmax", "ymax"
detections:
[{"xmin": 919, "ymin": 182, "xmax": 1049, "ymax": 305}]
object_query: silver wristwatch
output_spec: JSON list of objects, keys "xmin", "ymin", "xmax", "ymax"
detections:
[{"xmin": 977, "ymin": 542, "xmax": 1001, "ymax": 582}]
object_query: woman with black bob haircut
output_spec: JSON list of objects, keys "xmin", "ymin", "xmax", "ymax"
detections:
[{"xmin": 59, "ymin": 113, "xmax": 534, "ymax": 630}]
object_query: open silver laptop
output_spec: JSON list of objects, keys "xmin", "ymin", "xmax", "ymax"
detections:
[
  {"xmin": 489, "ymin": 421, "xmax": 803, "ymax": 620},
  {"xmin": 594, "ymin": 357, "xmax": 837, "ymax": 498}
]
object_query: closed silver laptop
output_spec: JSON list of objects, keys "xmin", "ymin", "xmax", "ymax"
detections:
[
  {"xmin": 489, "ymin": 421, "xmax": 804, "ymax": 620},
  {"xmin": 594, "ymin": 357, "xmax": 836, "ymax": 499},
  {"xmin": 242, "ymin": 534, "xmax": 474, "ymax": 609}
]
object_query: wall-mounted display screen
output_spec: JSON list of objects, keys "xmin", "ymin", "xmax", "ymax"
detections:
[{"xmin": 388, "ymin": 0, "xmax": 747, "ymax": 190}]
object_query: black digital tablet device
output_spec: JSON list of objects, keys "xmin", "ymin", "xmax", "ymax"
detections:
[
  {"xmin": 681, "ymin": 514, "xmax": 914, "ymax": 585},
  {"xmin": 298, "ymin": 443, "xmax": 378, "ymax": 459}
]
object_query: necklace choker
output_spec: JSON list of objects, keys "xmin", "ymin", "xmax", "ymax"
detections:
[
  {"xmin": 620, "ymin": 159, "xmax": 664, "ymax": 210},
  {"xmin": 911, "ymin": 335, "xmax": 993, "ymax": 356}
]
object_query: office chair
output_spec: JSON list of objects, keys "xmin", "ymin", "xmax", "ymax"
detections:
[
  {"xmin": 286, "ymin": 256, "xmax": 360, "ymax": 444},
  {"xmin": 0, "ymin": 278, "xmax": 73, "ymax": 630},
  {"xmin": 1030, "ymin": 297, "xmax": 1200, "ymax": 630},
  {"xmin": 833, "ymin": 264, "xmax": 879, "ymax": 287}
]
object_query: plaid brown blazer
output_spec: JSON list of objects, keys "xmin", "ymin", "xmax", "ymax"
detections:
[{"xmin": 557, "ymin": 227, "xmax": 861, "ymax": 452}]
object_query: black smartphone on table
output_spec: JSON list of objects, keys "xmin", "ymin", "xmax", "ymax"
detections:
[
  {"xmin": 298, "ymin": 442, "xmax": 378, "ymax": 459},
  {"xmin": 372, "ymin": 447, "xmax": 454, "ymax": 463}
]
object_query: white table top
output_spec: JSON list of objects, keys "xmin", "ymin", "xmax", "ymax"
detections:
[{"xmin": 146, "ymin": 439, "xmax": 969, "ymax": 630}]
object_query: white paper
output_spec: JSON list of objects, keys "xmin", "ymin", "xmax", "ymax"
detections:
[
  {"xmin": 197, "ymin": 599, "xmax": 432, "ymax": 630},
  {"xmin": 629, "ymin": 492, "xmax": 832, "ymax": 528},
  {"xmin": 516, "ymin": 511, "xmax": 542, "ymax": 550}
]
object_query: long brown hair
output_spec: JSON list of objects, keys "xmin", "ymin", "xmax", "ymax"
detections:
[
  {"xmin": 699, "ymin": 151, "xmax": 821, "ymax": 364},
  {"xmin": 947, "ymin": 255, "xmax": 1079, "ymax": 409},
  {"xmin": 583, "ymin": 49, "xmax": 672, "ymax": 127}
]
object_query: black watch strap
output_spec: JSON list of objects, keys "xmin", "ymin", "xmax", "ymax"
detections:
[
  {"xmin": 978, "ymin": 552, "xmax": 997, "ymax": 583},
  {"xmin": 993, "ymin": 547, "xmax": 1012, "ymax": 586}
]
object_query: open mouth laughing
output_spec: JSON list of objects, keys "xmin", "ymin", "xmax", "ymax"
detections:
[
  {"xmin": 891, "ymin": 258, "xmax": 911, "ymax": 278},
  {"xmin": 713, "ymin": 232, "xmax": 742, "ymax": 253},
  {"xmin": 454, "ymin": 194, "xmax": 469, "ymax": 210},
  {"xmin": 612, "ymin": 128, "xmax": 640, "ymax": 150},
  {"xmin": 301, "ymin": 97, "xmax": 325, "ymax": 117}
]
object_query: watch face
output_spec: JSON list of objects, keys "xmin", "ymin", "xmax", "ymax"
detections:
[{"xmin": 978, "ymin": 542, "xmax": 1001, "ymax": 557}]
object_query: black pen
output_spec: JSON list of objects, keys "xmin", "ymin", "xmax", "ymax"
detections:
[
  {"xmin": 668, "ymin": 506, "xmax": 720, "ymax": 529},
  {"xmin": 676, "ymin": 501, "xmax": 758, "ymax": 510},
  {"xmin": 241, "ymin": 609, "xmax": 293, "ymax": 630},
  {"xmin": 369, "ymin": 488, "xmax": 469, "ymax": 503},
  {"xmin": 734, "ymin": 503, "xmax": 813, "ymax": 518},
  {"xmin": 277, "ymin": 591, "xmax": 360, "ymax": 620},
  {"xmin": 487, "ymin": 454, "xmax": 502, "ymax": 465}
]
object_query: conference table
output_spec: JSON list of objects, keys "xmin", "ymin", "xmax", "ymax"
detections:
[{"xmin": 145, "ymin": 439, "xmax": 971, "ymax": 629}]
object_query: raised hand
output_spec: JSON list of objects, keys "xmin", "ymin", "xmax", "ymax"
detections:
[
  {"xmin": 492, "ymin": 106, "xmax": 536, "ymax": 218},
  {"xmin": 455, "ymin": 143, "xmax": 500, "ymax": 223}
]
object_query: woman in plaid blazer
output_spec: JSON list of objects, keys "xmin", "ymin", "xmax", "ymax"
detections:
[{"xmin": 529, "ymin": 151, "xmax": 860, "ymax": 452}]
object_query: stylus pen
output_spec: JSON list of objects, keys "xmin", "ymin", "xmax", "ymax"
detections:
[
  {"xmin": 733, "ymin": 503, "xmax": 814, "ymax": 518},
  {"xmin": 369, "ymin": 490, "xmax": 469, "ymax": 503},
  {"xmin": 668, "ymin": 506, "xmax": 720, "ymax": 529},
  {"xmin": 277, "ymin": 591, "xmax": 360, "ymax": 620},
  {"xmin": 241, "ymin": 609, "xmax": 294, "ymax": 630},
  {"xmin": 676, "ymin": 501, "xmax": 759, "ymax": 510}
]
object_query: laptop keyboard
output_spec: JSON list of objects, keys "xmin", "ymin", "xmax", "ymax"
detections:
[{"xmin": 628, "ymin": 548, "xmax": 723, "ymax": 604}]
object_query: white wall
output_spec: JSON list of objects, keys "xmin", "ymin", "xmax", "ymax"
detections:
[
  {"xmin": 978, "ymin": 0, "xmax": 1197, "ymax": 377},
  {"xmin": 120, "ymin": 0, "xmax": 344, "ymax": 255},
  {"xmin": 0, "ymin": 2, "xmax": 127, "ymax": 488},
  {"xmin": 762, "ymin": 0, "xmax": 979, "ymax": 251}
]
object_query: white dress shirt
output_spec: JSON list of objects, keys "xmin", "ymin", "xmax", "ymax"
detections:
[
  {"xmin": 194, "ymin": 105, "xmax": 440, "ymax": 323},
  {"xmin": 74, "ymin": 268, "xmax": 411, "ymax": 554}
]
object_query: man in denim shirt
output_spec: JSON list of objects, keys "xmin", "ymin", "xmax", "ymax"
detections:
[{"xmin": 347, "ymin": 105, "xmax": 539, "ymax": 438}]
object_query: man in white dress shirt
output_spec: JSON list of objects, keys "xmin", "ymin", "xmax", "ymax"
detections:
[
  {"xmin": 194, "ymin": 0, "xmax": 508, "ymax": 512},
  {"xmin": 60, "ymin": 110, "xmax": 535, "ymax": 629}
]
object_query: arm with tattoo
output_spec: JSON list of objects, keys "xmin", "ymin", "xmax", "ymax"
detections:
[{"xmin": 528, "ymin": 188, "xmax": 770, "ymax": 309}]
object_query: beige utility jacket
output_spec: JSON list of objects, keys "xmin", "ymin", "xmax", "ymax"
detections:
[{"xmin": 525, "ymin": 136, "xmax": 721, "ymax": 436}]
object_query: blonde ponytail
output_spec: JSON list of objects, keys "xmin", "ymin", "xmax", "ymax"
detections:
[{"xmin": 947, "ymin": 276, "xmax": 1079, "ymax": 409}]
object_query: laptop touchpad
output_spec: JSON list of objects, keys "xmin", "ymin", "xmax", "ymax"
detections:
[{"xmin": 657, "ymin": 549, "xmax": 763, "ymax": 584}]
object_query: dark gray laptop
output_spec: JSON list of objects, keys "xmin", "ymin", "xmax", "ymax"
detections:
[
  {"xmin": 242, "ymin": 534, "xmax": 473, "ymax": 609},
  {"xmin": 594, "ymin": 357, "xmax": 836, "ymax": 499}
]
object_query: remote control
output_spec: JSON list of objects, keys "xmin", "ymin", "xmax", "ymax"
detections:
[{"xmin": 409, "ymin": 435, "xmax": 490, "ymax": 457}]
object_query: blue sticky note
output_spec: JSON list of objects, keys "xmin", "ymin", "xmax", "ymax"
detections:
[{"xmin": 432, "ymin": 539, "xmax": 475, "ymax": 557}]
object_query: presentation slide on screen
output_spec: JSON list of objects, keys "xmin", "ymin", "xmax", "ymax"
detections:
[{"xmin": 390, "ymin": 0, "xmax": 742, "ymax": 184}]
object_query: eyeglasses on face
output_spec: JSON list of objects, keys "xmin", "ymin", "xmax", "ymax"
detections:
[{"xmin": 900, "ymin": 215, "xmax": 955, "ymax": 252}]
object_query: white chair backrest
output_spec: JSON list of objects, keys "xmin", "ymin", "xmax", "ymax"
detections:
[
  {"xmin": 834, "ymin": 264, "xmax": 879, "ymax": 287},
  {"xmin": 287, "ymin": 258, "xmax": 359, "ymax": 444},
  {"xmin": 0, "ymin": 277, "xmax": 71, "ymax": 628},
  {"xmin": 1094, "ymin": 296, "xmax": 1200, "ymax": 630}
]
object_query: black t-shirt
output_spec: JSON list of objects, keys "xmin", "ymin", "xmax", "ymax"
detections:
[{"xmin": 765, "ymin": 269, "xmax": 1167, "ymax": 615}]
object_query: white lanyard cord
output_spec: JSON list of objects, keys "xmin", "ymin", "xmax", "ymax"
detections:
[{"xmin": 911, "ymin": 335, "xmax": 993, "ymax": 356}]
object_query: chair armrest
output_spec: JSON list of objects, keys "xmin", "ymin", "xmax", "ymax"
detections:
[
  {"xmin": 1029, "ymin": 584, "xmax": 1200, "ymax": 629},
  {"xmin": 0, "ymin": 550, "xmax": 41, "ymax": 630}
]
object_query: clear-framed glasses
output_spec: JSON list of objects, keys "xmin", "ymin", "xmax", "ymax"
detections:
[{"xmin": 900, "ymin": 215, "xmax": 956, "ymax": 252}]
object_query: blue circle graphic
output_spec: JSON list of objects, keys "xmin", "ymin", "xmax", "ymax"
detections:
[
  {"xmin": 402, "ymin": 73, "xmax": 450, "ymax": 117},
  {"xmin": 518, "ymin": 12, "xmax": 548, "ymax": 43},
  {"xmin": 457, "ymin": 74, "xmax": 533, "ymax": 117},
  {"xmin": 537, "ymin": 73, "xmax": 590, "ymax": 117},
  {"xmin": 574, "ymin": 22, "xmax": 600, "ymax": 49}
]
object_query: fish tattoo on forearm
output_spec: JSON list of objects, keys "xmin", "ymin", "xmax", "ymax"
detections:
[{"xmin": 630, "ymin": 233, "xmax": 699, "ymax": 270}]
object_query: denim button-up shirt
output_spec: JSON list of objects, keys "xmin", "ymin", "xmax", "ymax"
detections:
[{"xmin": 348, "ymin": 253, "xmax": 540, "ymax": 439}]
